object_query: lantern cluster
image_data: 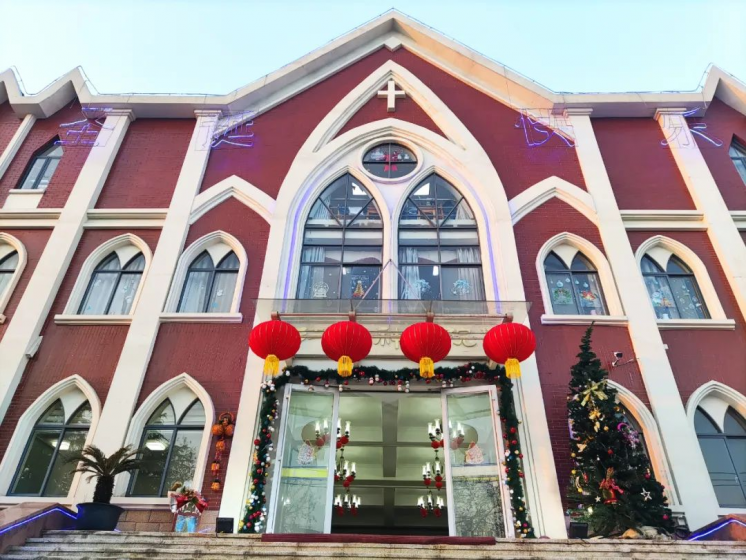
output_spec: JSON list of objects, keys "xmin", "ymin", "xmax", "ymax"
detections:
[{"xmin": 209, "ymin": 412, "xmax": 235, "ymax": 491}]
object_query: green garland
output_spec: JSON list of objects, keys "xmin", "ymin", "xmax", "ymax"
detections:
[{"xmin": 239, "ymin": 362, "xmax": 535, "ymax": 538}]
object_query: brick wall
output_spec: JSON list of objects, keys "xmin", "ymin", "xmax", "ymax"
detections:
[
  {"xmin": 0, "ymin": 101, "xmax": 93, "ymax": 209},
  {"xmin": 96, "ymin": 119, "xmax": 194, "ymax": 209},
  {"xmin": 0, "ymin": 103, "xmax": 21, "ymax": 156},
  {"xmin": 0, "ymin": 229, "xmax": 160, "ymax": 462},
  {"xmin": 336, "ymin": 94, "xmax": 445, "ymax": 138},
  {"xmin": 593, "ymin": 118, "xmax": 695, "ymax": 210},
  {"xmin": 137, "ymin": 198, "xmax": 269, "ymax": 508}
]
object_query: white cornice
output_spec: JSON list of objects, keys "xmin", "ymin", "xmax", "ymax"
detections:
[
  {"xmin": 0, "ymin": 209, "xmax": 60, "ymax": 228},
  {"xmin": 85, "ymin": 208, "xmax": 167, "ymax": 229},
  {"xmin": 620, "ymin": 210, "xmax": 706, "ymax": 230},
  {"xmin": 0, "ymin": 11, "xmax": 744, "ymax": 120},
  {"xmin": 731, "ymin": 211, "xmax": 746, "ymax": 230}
]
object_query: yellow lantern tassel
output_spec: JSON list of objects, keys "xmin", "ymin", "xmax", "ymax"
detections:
[
  {"xmin": 505, "ymin": 358, "xmax": 521, "ymax": 379},
  {"xmin": 264, "ymin": 354, "xmax": 280, "ymax": 376},
  {"xmin": 338, "ymin": 355, "xmax": 353, "ymax": 377},
  {"xmin": 419, "ymin": 357, "xmax": 435, "ymax": 379}
]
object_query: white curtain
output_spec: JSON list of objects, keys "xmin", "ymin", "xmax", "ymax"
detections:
[
  {"xmin": 400, "ymin": 247, "xmax": 422, "ymax": 299},
  {"xmin": 208, "ymin": 271, "xmax": 238, "ymax": 312},
  {"xmin": 299, "ymin": 247, "xmax": 327, "ymax": 298},
  {"xmin": 80, "ymin": 273, "xmax": 118, "ymax": 314},
  {"xmin": 453, "ymin": 248, "xmax": 484, "ymax": 301}
]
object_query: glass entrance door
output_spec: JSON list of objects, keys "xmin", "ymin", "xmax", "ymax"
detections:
[
  {"xmin": 441, "ymin": 386, "xmax": 513, "ymax": 537},
  {"xmin": 267, "ymin": 385, "xmax": 338, "ymax": 534}
]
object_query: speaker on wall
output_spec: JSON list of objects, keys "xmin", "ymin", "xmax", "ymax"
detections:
[{"xmin": 216, "ymin": 517, "xmax": 234, "ymax": 534}]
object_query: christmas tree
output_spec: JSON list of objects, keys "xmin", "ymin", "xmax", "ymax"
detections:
[{"xmin": 567, "ymin": 326, "xmax": 675, "ymax": 536}]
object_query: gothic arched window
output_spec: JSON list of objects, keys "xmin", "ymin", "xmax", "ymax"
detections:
[
  {"xmin": 128, "ymin": 399, "xmax": 205, "ymax": 497},
  {"xmin": 78, "ymin": 253, "xmax": 145, "ymax": 315},
  {"xmin": 0, "ymin": 250, "xmax": 19, "ymax": 297},
  {"xmin": 178, "ymin": 251, "xmax": 239, "ymax": 313},
  {"xmin": 399, "ymin": 174, "xmax": 484, "ymax": 300},
  {"xmin": 641, "ymin": 255, "xmax": 709, "ymax": 320},
  {"xmin": 10, "ymin": 400, "xmax": 92, "ymax": 496},
  {"xmin": 695, "ymin": 406, "xmax": 746, "ymax": 507},
  {"xmin": 730, "ymin": 139, "xmax": 746, "ymax": 185},
  {"xmin": 298, "ymin": 174, "xmax": 383, "ymax": 300},
  {"xmin": 18, "ymin": 140, "xmax": 63, "ymax": 190},
  {"xmin": 544, "ymin": 252, "xmax": 606, "ymax": 315}
]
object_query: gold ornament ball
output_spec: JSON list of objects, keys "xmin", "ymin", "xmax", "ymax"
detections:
[
  {"xmin": 571, "ymin": 453, "xmax": 576, "ymax": 458},
  {"xmin": 603, "ymin": 426, "xmax": 609, "ymax": 432}
]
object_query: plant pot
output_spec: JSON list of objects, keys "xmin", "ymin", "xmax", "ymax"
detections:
[{"xmin": 76, "ymin": 502, "xmax": 125, "ymax": 531}]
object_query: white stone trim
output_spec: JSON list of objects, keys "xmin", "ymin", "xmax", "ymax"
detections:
[
  {"xmin": 3, "ymin": 190, "xmax": 44, "ymax": 211},
  {"xmin": 53, "ymin": 314, "xmax": 133, "ymax": 325},
  {"xmin": 541, "ymin": 315, "xmax": 628, "ymax": 326},
  {"xmin": 112, "ymin": 373, "xmax": 215, "ymax": 499},
  {"xmin": 608, "ymin": 380, "xmax": 681, "ymax": 506},
  {"xmin": 60, "ymin": 233, "xmax": 153, "ymax": 316},
  {"xmin": 85, "ymin": 209, "xmax": 167, "ymax": 229},
  {"xmin": 620, "ymin": 210, "xmax": 705, "ymax": 231},
  {"xmin": 656, "ymin": 318, "xmax": 736, "ymax": 330},
  {"xmin": 686, "ymin": 381, "xmax": 746, "ymax": 429},
  {"xmin": 635, "ymin": 235, "xmax": 728, "ymax": 322},
  {"xmin": 191, "ymin": 175, "xmax": 275, "ymax": 225},
  {"xmin": 536, "ymin": 232, "xmax": 624, "ymax": 317},
  {"xmin": 0, "ymin": 209, "xmax": 60, "ymax": 229},
  {"xmin": 160, "ymin": 312, "xmax": 242, "ymax": 324},
  {"xmin": 0, "ymin": 115, "xmax": 36, "ymax": 183},
  {"xmin": 0, "ymin": 375, "xmax": 101, "ymax": 499},
  {"xmin": 731, "ymin": 211, "xmax": 746, "ymax": 230},
  {"xmin": 0, "ymin": 233, "xmax": 27, "ymax": 318},
  {"xmin": 509, "ymin": 176, "xmax": 597, "ymax": 226},
  {"xmin": 163, "ymin": 231, "xmax": 248, "ymax": 314}
]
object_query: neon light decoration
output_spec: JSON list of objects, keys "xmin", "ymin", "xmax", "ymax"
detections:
[
  {"xmin": 56, "ymin": 106, "xmax": 115, "ymax": 148},
  {"xmin": 515, "ymin": 109, "xmax": 576, "ymax": 148},
  {"xmin": 659, "ymin": 108, "xmax": 723, "ymax": 148},
  {"xmin": 211, "ymin": 110, "xmax": 255, "ymax": 149},
  {"xmin": 688, "ymin": 518, "xmax": 746, "ymax": 541},
  {"xmin": 0, "ymin": 506, "xmax": 76, "ymax": 536}
]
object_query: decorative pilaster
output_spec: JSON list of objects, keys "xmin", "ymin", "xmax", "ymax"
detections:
[
  {"xmin": 78, "ymin": 111, "xmax": 221, "ymax": 492},
  {"xmin": 567, "ymin": 109, "xmax": 720, "ymax": 530},
  {"xmin": 0, "ymin": 114, "xmax": 36, "ymax": 182},
  {"xmin": 0, "ymin": 110, "xmax": 133, "ymax": 422},
  {"xmin": 656, "ymin": 108, "xmax": 746, "ymax": 321}
]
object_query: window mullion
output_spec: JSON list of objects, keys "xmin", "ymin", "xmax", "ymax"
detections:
[
  {"xmin": 158, "ymin": 429, "xmax": 179, "ymax": 497},
  {"xmin": 203, "ymin": 269, "xmax": 216, "ymax": 313},
  {"xmin": 35, "ymin": 158, "xmax": 51, "ymax": 189},
  {"xmin": 39, "ymin": 428, "xmax": 66, "ymax": 496},
  {"xmin": 723, "ymin": 438, "xmax": 746, "ymax": 502},
  {"xmin": 104, "ymin": 270, "xmax": 123, "ymax": 314}
]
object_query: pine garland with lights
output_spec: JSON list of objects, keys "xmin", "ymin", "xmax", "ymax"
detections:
[
  {"xmin": 567, "ymin": 326, "xmax": 674, "ymax": 536},
  {"xmin": 239, "ymin": 362, "xmax": 535, "ymax": 537}
]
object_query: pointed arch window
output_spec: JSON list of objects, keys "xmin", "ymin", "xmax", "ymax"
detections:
[
  {"xmin": 641, "ymin": 255, "xmax": 709, "ymax": 320},
  {"xmin": 695, "ymin": 407, "xmax": 746, "ymax": 507},
  {"xmin": 363, "ymin": 143, "xmax": 417, "ymax": 179},
  {"xmin": 544, "ymin": 252, "xmax": 606, "ymax": 315},
  {"xmin": 298, "ymin": 174, "xmax": 382, "ymax": 299},
  {"xmin": 178, "ymin": 251, "xmax": 239, "ymax": 313},
  {"xmin": 78, "ymin": 253, "xmax": 145, "ymax": 315},
  {"xmin": 0, "ymin": 250, "xmax": 19, "ymax": 297},
  {"xmin": 398, "ymin": 174, "xmax": 484, "ymax": 300},
  {"xmin": 18, "ymin": 140, "xmax": 63, "ymax": 190},
  {"xmin": 730, "ymin": 139, "xmax": 746, "ymax": 185},
  {"xmin": 10, "ymin": 400, "xmax": 91, "ymax": 496},
  {"xmin": 128, "ymin": 399, "xmax": 205, "ymax": 497}
]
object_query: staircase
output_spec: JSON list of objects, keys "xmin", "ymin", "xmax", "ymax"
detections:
[{"xmin": 2, "ymin": 531, "xmax": 745, "ymax": 559}]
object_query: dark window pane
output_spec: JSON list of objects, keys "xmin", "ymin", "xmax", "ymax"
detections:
[
  {"xmin": 400, "ymin": 265, "xmax": 440, "ymax": 300},
  {"xmin": 362, "ymin": 143, "xmax": 417, "ymax": 179},
  {"xmin": 724, "ymin": 409, "xmax": 746, "ymax": 436},
  {"xmin": 108, "ymin": 272, "xmax": 142, "ymax": 315},
  {"xmin": 547, "ymin": 272, "xmax": 578, "ymax": 314},
  {"xmin": 189, "ymin": 252, "xmax": 214, "ymax": 270},
  {"xmin": 643, "ymin": 276, "xmax": 680, "ymax": 319},
  {"xmin": 217, "ymin": 252, "xmax": 239, "ymax": 270},
  {"xmin": 163, "ymin": 430, "xmax": 202, "ymax": 496},
  {"xmin": 303, "ymin": 229, "xmax": 344, "ymax": 246},
  {"xmin": 147, "ymin": 401, "xmax": 176, "ymax": 425},
  {"xmin": 399, "ymin": 247, "xmax": 438, "ymax": 265},
  {"xmin": 11, "ymin": 429, "xmax": 60, "ymax": 495},
  {"xmin": 342, "ymin": 266, "xmax": 381, "ymax": 299},
  {"xmin": 441, "ymin": 266, "xmax": 485, "ymax": 301},
  {"xmin": 441, "ymin": 199, "xmax": 476, "ymax": 227},
  {"xmin": 180, "ymin": 401, "xmax": 205, "ymax": 425},
  {"xmin": 0, "ymin": 251, "xmax": 18, "ymax": 271},
  {"xmin": 347, "ymin": 200, "xmax": 382, "ymax": 228},
  {"xmin": 298, "ymin": 266, "xmax": 340, "ymax": 299},
  {"xmin": 45, "ymin": 144, "xmax": 64, "ymax": 157},
  {"xmin": 178, "ymin": 271, "xmax": 212, "ymax": 312},
  {"xmin": 571, "ymin": 254, "xmax": 595, "ymax": 271},
  {"xmin": 695, "ymin": 408, "xmax": 720, "ymax": 435},
  {"xmin": 130, "ymin": 429, "xmax": 173, "ymax": 496},
  {"xmin": 342, "ymin": 247, "xmax": 382, "ymax": 265},
  {"xmin": 544, "ymin": 253, "xmax": 567, "ymax": 271},
  {"xmin": 666, "ymin": 256, "xmax": 692, "ymax": 274},
  {"xmin": 668, "ymin": 276, "xmax": 708, "ymax": 319},
  {"xmin": 440, "ymin": 246, "xmax": 481, "ymax": 265},
  {"xmin": 38, "ymin": 159, "xmax": 60, "ymax": 189},
  {"xmin": 20, "ymin": 159, "xmax": 46, "ymax": 190},
  {"xmin": 69, "ymin": 403, "xmax": 92, "ymax": 426},
  {"xmin": 302, "ymin": 246, "xmax": 342, "ymax": 264},
  {"xmin": 641, "ymin": 256, "xmax": 663, "ymax": 274},
  {"xmin": 207, "ymin": 270, "xmax": 237, "ymax": 312},
  {"xmin": 573, "ymin": 272, "xmax": 606, "ymax": 315},
  {"xmin": 698, "ymin": 438, "xmax": 746, "ymax": 507},
  {"xmin": 124, "ymin": 254, "xmax": 146, "ymax": 271},
  {"xmin": 399, "ymin": 200, "xmax": 433, "ymax": 228},
  {"xmin": 39, "ymin": 401, "xmax": 65, "ymax": 425},
  {"xmin": 43, "ymin": 430, "xmax": 87, "ymax": 497}
]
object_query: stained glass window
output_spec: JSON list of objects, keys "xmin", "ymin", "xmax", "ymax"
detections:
[
  {"xmin": 18, "ymin": 140, "xmax": 63, "ymax": 190},
  {"xmin": 641, "ymin": 255, "xmax": 709, "ymax": 320},
  {"xmin": 128, "ymin": 399, "xmax": 205, "ymax": 497},
  {"xmin": 398, "ymin": 174, "xmax": 484, "ymax": 301},
  {"xmin": 695, "ymin": 407, "xmax": 746, "ymax": 507},
  {"xmin": 730, "ymin": 139, "xmax": 746, "ymax": 185},
  {"xmin": 543, "ymin": 251, "xmax": 606, "ymax": 315},
  {"xmin": 178, "ymin": 251, "xmax": 239, "ymax": 313},
  {"xmin": 298, "ymin": 174, "xmax": 382, "ymax": 300},
  {"xmin": 79, "ymin": 253, "xmax": 145, "ymax": 315},
  {"xmin": 362, "ymin": 143, "xmax": 417, "ymax": 179},
  {"xmin": 10, "ymin": 400, "xmax": 91, "ymax": 497}
]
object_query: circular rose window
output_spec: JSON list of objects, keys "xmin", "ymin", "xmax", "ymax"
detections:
[{"xmin": 362, "ymin": 143, "xmax": 417, "ymax": 179}]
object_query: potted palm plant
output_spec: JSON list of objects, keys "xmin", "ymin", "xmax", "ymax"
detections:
[{"xmin": 66, "ymin": 445, "xmax": 144, "ymax": 531}]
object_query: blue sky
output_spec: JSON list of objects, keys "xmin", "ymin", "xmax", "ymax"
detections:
[{"xmin": 1, "ymin": 0, "xmax": 744, "ymax": 96}]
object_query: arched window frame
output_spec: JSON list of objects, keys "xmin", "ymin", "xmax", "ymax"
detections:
[
  {"xmin": 635, "ymin": 236, "xmax": 732, "ymax": 329},
  {"xmin": 16, "ymin": 138, "xmax": 63, "ymax": 191},
  {"xmin": 114, "ymin": 374, "xmax": 214, "ymax": 502},
  {"xmin": 163, "ymin": 231, "xmax": 247, "ymax": 321},
  {"xmin": 58, "ymin": 234, "xmax": 153, "ymax": 324},
  {"xmin": 0, "ymin": 375, "xmax": 101, "ymax": 502},
  {"xmin": 536, "ymin": 233, "xmax": 625, "ymax": 325},
  {"xmin": 730, "ymin": 137, "xmax": 746, "ymax": 185},
  {"xmin": 0, "ymin": 233, "xmax": 28, "ymax": 323}
]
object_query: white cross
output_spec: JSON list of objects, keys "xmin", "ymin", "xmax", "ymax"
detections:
[{"xmin": 377, "ymin": 79, "xmax": 406, "ymax": 113}]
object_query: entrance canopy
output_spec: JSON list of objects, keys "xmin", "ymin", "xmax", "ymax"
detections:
[{"xmin": 253, "ymin": 299, "xmax": 530, "ymax": 342}]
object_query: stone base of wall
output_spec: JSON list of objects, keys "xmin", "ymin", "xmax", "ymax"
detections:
[{"xmin": 116, "ymin": 509, "xmax": 218, "ymax": 533}]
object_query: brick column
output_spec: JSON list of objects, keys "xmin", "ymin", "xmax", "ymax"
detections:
[{"xmin": 568, "ymin": 109, "xmax": 720, "ymax": 530}]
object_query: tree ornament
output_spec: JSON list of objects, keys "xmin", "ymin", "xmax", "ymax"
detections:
[
  {"xmin": 249, "ymin": 319, "xmax": 301, "ymax": 376},
  {"xmin": 399, "ymin": 322, "xmax": 451, "ymax": 378},
  {"xmin": 321, "ymin": 321, "xmax": 373, "ymax": 377},
  {"xmin": 482, "ymin": 323, "xmax": 536, "ymax": 378}
]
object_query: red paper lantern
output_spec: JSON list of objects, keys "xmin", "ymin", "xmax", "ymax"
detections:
[
  {"xmin": 321, "ymin": 321, "xmax": 373, "ymax": 377},
  {"xmin": 399, "ymin": 322, "xmax": 451, "ymax": 378},
  {"xmin": 249, "ymin": 319, "xmax": 301, "ymax": 376},
  {"xmin": 483, "ymin": 323, "xmax": 536, "ymax": 379}
]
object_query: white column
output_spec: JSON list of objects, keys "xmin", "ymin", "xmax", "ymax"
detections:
[
  {"xmin": 0, "ymin": 114, "xmax": 36, "ymax": 182},
  {"xmin": 0, "ymin": 111, "xmax": 133, "ymax": 422},
  {"xmin": 568, "ymin": 109, "xmax": 719, "ymax": 530},
  {"xmin": 79, "ymin": 111, "xmax": 220, "ymax": 484},
  {"xmin": 656, "ymin": 109, "xmax": 746, "ymax": 321}
]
